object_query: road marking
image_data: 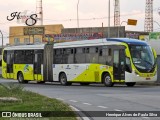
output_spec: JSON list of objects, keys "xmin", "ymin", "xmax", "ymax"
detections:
[
  {"xmin": 70, "ymin": 105, "xmax": 90, "ymax": 120},
  {"xmin": 114, "ymin": 109, "xmax": 123, "ymax": 111},
  {"xmin": 69, "ymin": 100, "xmax": 78, "ymax": 103},
  {"xmin": 83, "ymin": 103, "xmax": 92, "ymax": 105},
  {"xmin": 70, "ymin": 105, "xmax": 79, "ymax": 111},
  {"xmin": 56, "ymin": 98, "xmax": 64, "ymax": 101},
  {"xmin": 97, "ymin": 106, "xmax": 108, "ymax": 109}
]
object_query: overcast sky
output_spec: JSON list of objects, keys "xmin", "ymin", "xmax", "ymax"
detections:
[{"xmin": 0, "ymin": 0, "xmax": 160, "ymax": 45}]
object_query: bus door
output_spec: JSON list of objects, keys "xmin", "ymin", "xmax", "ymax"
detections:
[
  {"xmin": 113, "ymin": 48, "xmax": 125, "ymax": 80},
  {"xmin": 6, "ymin": 51, "xmax": 14, "ymax": 78},
  {"xmin": 43, "ymin": 44, "xmax": 53, "ymax": 82},
  {"xmin": 34, "ymin": 50, "xmax": 43, "ymax": 81}
]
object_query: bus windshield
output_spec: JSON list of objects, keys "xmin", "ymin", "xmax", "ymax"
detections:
[{"xmin": 129, "ymin": 45, "xmax": 155, "ymax": 73}]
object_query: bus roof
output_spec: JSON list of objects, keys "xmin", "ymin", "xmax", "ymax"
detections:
[
  {"xmin": 54, "ymin": 38, "xmax": 120, "ymax": 48},
  {"xmin": 4, "ymin": 44, "xmax": 45, "ymax": 50},
  {"xmin": 4, "ymin": 38, "xmax": 147, "ymax": 50},
  {"xmin": 4, "ymin": 38, "xmax": 121, "ymax": 50},
  {"xmin": 5, "ymin": 38, "xmax": 148, "ymax": 50},
  {"xmin": 107, "ymin": 38, "xmax": 148, "ymax": 46}
]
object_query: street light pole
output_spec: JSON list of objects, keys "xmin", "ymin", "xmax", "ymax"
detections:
[
  {"xmin": 118, "ymin": 21, "xmax": 128, "ymax": 37},
  {"xmin": 0, "ymin": 30, "xmax": 3, "ymax": 54},
  {"xmin": 77, "ymin": 0, "xmax": 80, "ymax": 28},
  {"xmin": 108, "ymin": 0, "xmax": 110, "ymax": 38}
]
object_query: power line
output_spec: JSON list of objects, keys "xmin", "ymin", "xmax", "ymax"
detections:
[
  {"xmin": 43, "ymin": 12, "xmax": 145, "ymax": 22},
  {"xmin": 0, "ymin": 10, "xmax": 159, "ymax": 25}
]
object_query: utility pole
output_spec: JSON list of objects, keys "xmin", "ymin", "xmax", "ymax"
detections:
[
  {"xmin": 144, "ymin": 0, "xmax": 153, "ymax": 32},
  {"xmin": 36, "ymin": 0, "xmax": 43, "ymax": 25},
  {"xmin": 114, "ymin": 0, "xmax": 120, "ymax": 26},
  {"xmin": 108, "ymin": 0, "xmax": 110, "ymax": 38},
  {"xmin": 77, "ymin": 0, "xmax": 80, "ymax": 28},
  {"xmin": 0, "ymin": 30, "xmax": 3, "ymax": 54}
]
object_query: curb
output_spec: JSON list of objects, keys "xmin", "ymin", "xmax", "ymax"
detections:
[
  {"xmin": 70, "ymin": 105, "xmax": 91, "ymax": 120},
  {"xmin": 136, "ymin": 82, "xmax": 160, "ymax": 86}
]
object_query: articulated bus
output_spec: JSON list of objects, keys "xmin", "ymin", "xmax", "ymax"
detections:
[{"xmin": 2, "ymin": 38, "xmax": 157, "ymax": 87}]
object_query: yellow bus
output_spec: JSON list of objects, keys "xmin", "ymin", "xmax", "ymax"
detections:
[{"xmin": 2, "ymin": 38, "xmax": 157, "ymax": 87}]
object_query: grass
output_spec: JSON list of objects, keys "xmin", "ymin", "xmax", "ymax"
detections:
[{"xmin": 0, "ymin": 83, "xmax": 77, "ymax": 120}]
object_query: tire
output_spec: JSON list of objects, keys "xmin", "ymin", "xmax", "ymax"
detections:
[
  {"xmin": 18, "ymin": 72, "xmax": 28, "ymax": 83},
  {"xmin": 59, "ymin": 73, "xmax": 71, "ymax": 86},
  {"xmin": 103, "ymin": 73, "xmax": 114, "ymax": 87},
  {"xmin": 80, "ymin": 83, "xmax": 90, "ymax": 86},
  {"xmin": 126, "ymin": 82, "xmax": 136, "ymax": 87}
]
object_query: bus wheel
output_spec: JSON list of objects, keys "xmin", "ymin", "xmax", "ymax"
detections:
[
  {"xmin": 18, "ymin": 72, "xmax": 28, "ymax": 83},
  {"xmin": 103, "ymin": 73, "xmax": 114, "ymax": 87},
  {"xmin": 59, "ymin": 73, "xmax": 70, "ymax": 86},
  {"xmin": 126, "ymin": 82, "xmax": 136, "ymax": 87}
]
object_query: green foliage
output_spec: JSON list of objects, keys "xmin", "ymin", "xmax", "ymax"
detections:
[
  {"xmin": 0, "ymin": 84, "xmax": 77, "ymax": 120},
  {"xmin": 0, "ymin": 83, "xmax": 23, "ymax": 97}
]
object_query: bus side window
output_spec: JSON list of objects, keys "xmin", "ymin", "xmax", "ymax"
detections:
[
  {"xmin": 54, "ymin": 49, "xmax": 62, "ymax": 64},
  {"xmin": 89, "ymin": 47, "xmax": 98, "ymax": 63},
  {"xmin": 99, "ymin": 49, "xmax": 102, "ymax": 56},
  {"xmin": 95, "ymin": 47, "xmax": 98, "ymax": 53},
  {"xmin": 75, "ymin": 47, "xmax": 85, "ymax": 63},
  {"xmin": 53, "ymin": 49, "xmax": 57, "ymax": 64},
  {"xmin": 86, "ymin": 47, "xmax": 90, "ymax": 63},
  {"xmin": 25, "ymin": 50, "xmax": 34, "ymax": 64},
  {"xmin": 99, "ymin": 48, "xmax": 107, "ymax": 64},
  {"xmin": 74, "ymin": 48, "xmax": 77, "ymax": 54},
  {"xmin": 86, "ymin": 48, "xmax": 89, "ymax": 53},
  {"xmin": 108, "ymin": 48, "xmax": 111, "ymax": 56},
  {"xmin": 14, "ymin": 50, "xmax": 25, "ymax": 64},
  {"xmin": 3, "ymin": 50, "xmax": 7, "ymax": 63},
  {"xmin": 106, "ymin": 48, "xmax": 112, "ymax": 65},
  {"xmin": 74, "ymin": 48, "xmax": 77, "ymax": 63},
  {"xmin": 67, "ymin": 48, "xmax": 74, "ymax": 64}
]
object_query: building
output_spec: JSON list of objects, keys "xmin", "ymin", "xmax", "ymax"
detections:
[
  {"xmin": 62, "ymin": 26, "xmax": 125, "ymax": 38},
  {"xmin": 9, "ymin": 24, "xmax": 64, "ymax": 45},
  {"xmin": 125, "ymin": 31, "xmax": 149, "ymax": 40}
]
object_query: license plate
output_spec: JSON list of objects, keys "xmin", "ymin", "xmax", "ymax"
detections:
[{"xmin": 146, "ymin": 78, "xmax": 151, "ymax": 80}]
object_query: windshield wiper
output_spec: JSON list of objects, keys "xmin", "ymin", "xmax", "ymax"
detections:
[{"xmin": 143, "ymin": 59, "xmax": 153, "ymax": 66}]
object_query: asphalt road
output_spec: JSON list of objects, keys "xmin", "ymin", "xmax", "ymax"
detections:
[{"xmin": 0, "ymin": 78, "xmax": 160, "ymax": 120}]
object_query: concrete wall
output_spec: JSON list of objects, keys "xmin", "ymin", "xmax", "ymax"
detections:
[
  {"xmin": 147, "ymin": 40, "xmax": 160, "ymax": 82},
  {"xmin": 147, "ymin": 40, "xmax": 160, "ymax": 55},
  {"xmin": 62, "ymin": 26, "xmax": 125, "ymax": 38}
]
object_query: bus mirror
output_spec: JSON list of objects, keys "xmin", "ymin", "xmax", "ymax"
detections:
[{"xmin": 152, "ymin": 48, "xmax": 157, "ymax": 58}]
